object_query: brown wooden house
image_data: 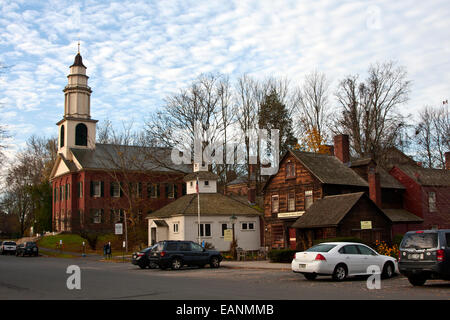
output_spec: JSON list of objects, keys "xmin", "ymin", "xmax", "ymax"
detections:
[{"xmin": 262, "ymin": 134, "xmax": 421, "ymax": 250}]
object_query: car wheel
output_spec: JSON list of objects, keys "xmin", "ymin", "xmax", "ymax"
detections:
[
  {"xmin": 332, "ymin": 264, "xmax": 347, "ymax": 281},
  {"xmin": 210, "ymin": 256, "xmax": 220, "ymax": 268},
  {"xmin": 382, "ymin": 262, "xmax": 394, "ymax": 279},
  {"xmin": 408, "ymin": 276, "xmax": 427, "ymax": 286},
  {"xmin": 171, "ymin": 258, "xmax": 182, "ymax": 270},
  {"xmin": 303, "ymin": 273, "xmax": 317, "ymax": 281}
]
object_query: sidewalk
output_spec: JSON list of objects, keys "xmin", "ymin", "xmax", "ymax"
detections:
[{"xmin": 221, "ymin": 260, "xmax": 291, "ymax": 271}]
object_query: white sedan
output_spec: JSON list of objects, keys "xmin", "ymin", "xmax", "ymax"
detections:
[{"xmin": 291, "ymin": 242, "xmax": 398, "ymax": 281}]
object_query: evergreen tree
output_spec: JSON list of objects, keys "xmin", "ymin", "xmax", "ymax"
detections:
[{"xmin": 258, "ymin": 89, "xmax": 297, "ymax": 157}]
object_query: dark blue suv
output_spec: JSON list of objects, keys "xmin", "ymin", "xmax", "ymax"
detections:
[{"xmin": 148, "ymin": 240, "xmax": 222, "ymax": 270}]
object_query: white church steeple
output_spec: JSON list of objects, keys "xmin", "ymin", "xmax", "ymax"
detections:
[{"xmin": 57, "ymin": 48, "xmax": 97, "ymax": 160}]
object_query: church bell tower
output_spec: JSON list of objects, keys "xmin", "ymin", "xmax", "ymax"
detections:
[{"xmin": 57, "ymin": 47, "xmax": 97, "ymax": 160}]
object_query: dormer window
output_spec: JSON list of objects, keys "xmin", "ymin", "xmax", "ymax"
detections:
[{"xmin": 204, "ymin": 180, "xmax": 209, "ymax": 186}]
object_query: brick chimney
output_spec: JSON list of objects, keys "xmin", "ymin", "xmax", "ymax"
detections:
[
  {"xmin": 334, "ymin": 134, "xmax": 350, "ymax": 164},
  {"xmin": 445, "ymin": 152, "xmax": 450, "ymax": 170},
  {"xmin": 368, "ymin": 167, "xmax": 381, "ymax": 207},
  {"xmin": 248, "ymin": 187, "xmax": 256, "ymax": 205}
]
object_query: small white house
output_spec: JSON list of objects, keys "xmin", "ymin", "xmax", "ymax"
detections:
[{"xmin": 146, "ymin": 166, "xmax": 263, "ymax": 251}]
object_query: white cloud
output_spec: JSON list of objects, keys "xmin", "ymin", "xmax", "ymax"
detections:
[{"xmin": 0, "ymin": 0, "xmax": 449, "ymax": 159}]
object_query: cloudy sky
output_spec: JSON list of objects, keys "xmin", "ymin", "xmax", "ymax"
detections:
[{"xmin": 0, "ymin": 0, "xmax": 449, "ymax": 159}]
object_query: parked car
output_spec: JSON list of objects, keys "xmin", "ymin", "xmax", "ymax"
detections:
[
  {"xmin": 398, "ymin": 229, "xmax": 450, "ymax": 286},
  {"xmin": 132, "ymin": 245, "xmax": 158, "ymax": 269},
  {"xmin": 291, "ymin": 242, "xmax": 398, "ymax": 281},
  {"xmin": 15, "ymin": 242, "xmax": 39, "ymax": 257},
  {"xmin": 0, "ymin": 241, "xmax": 17, "ymax": 255},
  {"xmin": 148, "ymin": 240, "xmax": 223, "ymax": 270}
]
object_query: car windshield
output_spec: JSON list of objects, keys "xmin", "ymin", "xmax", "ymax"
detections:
[
  {"xmin": 305, "ymin": 244, "xmax": 336, "ymax": 252},
  {"xmin": 26, "ymin": 242, "xmax": 35, "ymax": 247},
  {"xmin": 401, "ymin": 233, "xmax": 438, "ymax": 249},
  {"xmin": 4, "ymin": 242, "xmax": 15, "ymax": 245}
]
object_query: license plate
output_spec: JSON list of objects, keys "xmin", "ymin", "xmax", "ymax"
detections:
[
  {"xmin": 408, "ymin": 253, "xmax": 422, "ymax": 260},
  {"xmin": 299, "ymin": 264, "xmax": 306, "ymax": 268}
]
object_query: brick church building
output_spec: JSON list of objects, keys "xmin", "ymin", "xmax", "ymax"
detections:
[{"xmin": 49, "ymin": 51, "xmax": 189, "ymax": 233}]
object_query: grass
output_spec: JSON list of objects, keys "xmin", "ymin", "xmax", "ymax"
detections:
[{"xmin": 37, "ymin": 234, "xmax": 89, "ymax": 253}]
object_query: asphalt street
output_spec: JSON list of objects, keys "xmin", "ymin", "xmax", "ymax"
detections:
[{"xmin": 0, "ymin": 255, "xmax": 449, "ymax": 300}]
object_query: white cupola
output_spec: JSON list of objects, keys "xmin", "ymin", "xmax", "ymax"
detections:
[
  {"xmin": 57, "ymin": 49, "xmax": 98, "ymax": 160},
  {"xmin": 184, "ymin": 163, "xmax": 219, "ymax": 194}
]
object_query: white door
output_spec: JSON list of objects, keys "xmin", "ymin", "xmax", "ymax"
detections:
[
  {"xmin": 357, "ymin": 245, "xmax": 382, "ymax": 274},
  {"xmin": 339, "ymin": 245, "xmax": 364, "ymax": 274}
]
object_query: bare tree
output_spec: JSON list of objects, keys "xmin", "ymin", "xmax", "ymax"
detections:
[
  {"xmin": 333, "ymin": 61, "xmax": 411, "ymax": 161},
  {"xmin": 295, "ymin": 70, "xmax": 331, "ymax": 142},
  {"xmin": 145, "ymin": 73, "xmax": 234, "ymax": 185},
  {"xmin": 414, "ymin": 103, "xmax": 450, "ymax": 168},
  {"xmin": 96, "ymin": 123, "xmax": 187, "ymax": 252}
]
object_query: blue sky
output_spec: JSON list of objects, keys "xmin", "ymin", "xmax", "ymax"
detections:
[{"xmin": 1, "ymin": 0, "xmax": 449, "ymax": 160}]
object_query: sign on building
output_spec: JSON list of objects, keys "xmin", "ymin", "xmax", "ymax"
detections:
[
  {"xmin": 360, "ymin": 221, "xmax": 372, "ymax": 230},
  {"xmin": 224, "ymin": 229, "xmax": 233, "ymax": 241},
  {"xmin": 115, "ymin": 223, "xmax": 123, "ymax": 235}
]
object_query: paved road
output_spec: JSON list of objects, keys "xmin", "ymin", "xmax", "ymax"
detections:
[{"xmin": 0, "ymin": 255, "xmax": 448, "ymax": 300}]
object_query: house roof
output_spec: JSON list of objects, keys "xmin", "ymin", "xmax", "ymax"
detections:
[
  {"xmin": 184, "ymin": 171, "xmax": 219, "ymax": 182},
  {"xmin": 349, "ymin": 158, "xmax": 405, "ymax": 189},
  {"xmin": 70, "ymin": 143, "xmax": 191, "ymax": 173},
  {"xmin": 291, "ymin": 192, "xmax": 365, "ymax": 229},
  {"xmin": 289, "ymin": 150, "xmax": 368, "ymax": 187},
  {"xmin": 146, "ymin": 193, "xmax": 263, "ymax": 219},
  {"xmin": 395, "ymin": 164, "xmax": 450, "ymax": 187},
  {"xmin": 153, "ymin": 220, "xmax": 169, "ymax": 227},
  {"xmin": 382, "ymin": 209, "xmax": 423, "ymax": 223}
]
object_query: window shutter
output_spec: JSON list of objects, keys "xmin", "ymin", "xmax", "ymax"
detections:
[
  {"xmin": 119, "ymin": 182, "xmax": 123, "ymax": 197},
  {"xmin": 165, "ymin": 184, "xmax": 168, "ymax": 198},
  {"xmin": 100, "ymin": 181, "xmax": 104, "ymax": 197},
  {"xmin": 156, "ymin": 184, "xmax": 160, "ymax": 198},
  {"xmin": 100, "ymin": 209, "xmax": 104, "ymax": 223},
  {"xmin": 110, "ymin": 182, "xmax": 114, "ymax": 197},
  {"xmin": 182, "ymin": 183, "xmax": 186, "ymax": 196},
  {"xmin": 90, "ymin": 181, "xmax": 94, "ymax": 197},
  {"xmin": 174, "ymin": 184, "xmax": 178, "ymax": 198}
]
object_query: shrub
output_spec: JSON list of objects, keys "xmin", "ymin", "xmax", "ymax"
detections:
[
  {"xmin": 375, "ymin": 240, "xmax": 399, "ymax": 259},
  {"xmin": 268, "ymin": 249, "xmax": 297, "ymax": 263}
]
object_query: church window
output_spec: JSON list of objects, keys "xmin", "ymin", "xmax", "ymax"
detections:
[
  {"xmin": 75, "ymin": 123, "xmax": 88, "ymax": 146},
  {"xmin": 60, "ymin": 125, "xmax": 65, "ymax": 148}
]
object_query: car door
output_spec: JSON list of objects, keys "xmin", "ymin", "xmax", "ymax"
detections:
[
  {"xmin": 190, "ymin": 242, "xmax": 208, "ymax": 265},
  {"xmin": 179, "ymin": 242, "xmax": 193, "ymax": 264},
  {"xmin": 357, "ymin": 244, "xmax": 381, "ymax": 273},
  {"xmin": 339, "ymin": 245, "xmax": 364, "ymax": 275}
]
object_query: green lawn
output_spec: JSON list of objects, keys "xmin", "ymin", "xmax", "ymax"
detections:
[{"xmin": 37, "ymin": 234, "xmax": 88, "ymax": 253}]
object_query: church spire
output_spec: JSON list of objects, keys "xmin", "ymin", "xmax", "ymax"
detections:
[{"xmin": 57, "ymin": 49, "xmax": 97, "ymax": 160}]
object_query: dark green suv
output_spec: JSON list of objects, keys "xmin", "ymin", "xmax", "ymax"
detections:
[
  {"xmin": 399, "ymin": 229, "xmax": 450, "ymax": 286},
  {"xmin": 148, "ymin": 240, "xmax": 222, "ymax": 270}
]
